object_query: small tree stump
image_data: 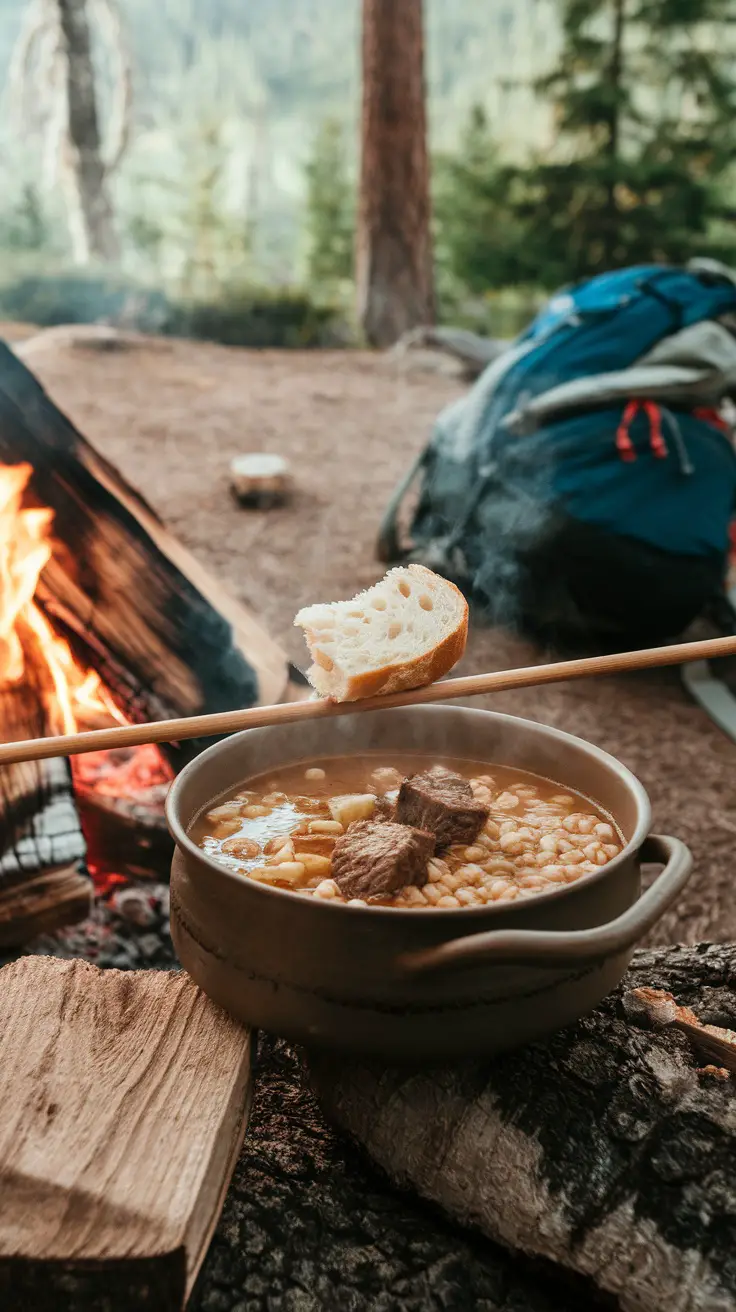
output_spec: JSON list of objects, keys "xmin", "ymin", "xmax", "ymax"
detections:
[
  {"xmin": 230, "ymin": 454, "xmax": 291, "ymax": 508},
  {"xmin": 310, "ymin": 942, "xmax": 736, "ymax": 1312}
]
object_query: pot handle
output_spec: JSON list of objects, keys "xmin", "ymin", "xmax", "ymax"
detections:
[{"xmin": 397, "ymin": 835, "xmax": 692, "ymax": 978}]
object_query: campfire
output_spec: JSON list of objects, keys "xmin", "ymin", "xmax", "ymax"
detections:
[
  {"xmin": 0, "ymin": 337, "xmax": 291, "ymax": 946},
  {"xmin": 0, "ymin": 463, "xmax": 125, "ymax": 734},
  {"xmin": 0, "ymin": 458, "xmax": 175, "ymax": 900}
]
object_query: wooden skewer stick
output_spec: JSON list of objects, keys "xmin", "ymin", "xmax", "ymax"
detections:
[{"xmin": 1, "ymin": 632, "xmax": 735, "ymax": 768}]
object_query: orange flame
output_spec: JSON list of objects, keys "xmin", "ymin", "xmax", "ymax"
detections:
[{"xmin": 0, "ymin": 463, "xmax": 126, "ymax": 733}]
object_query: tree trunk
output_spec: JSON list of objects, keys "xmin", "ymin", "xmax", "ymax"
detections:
[
  {"xmin": 602, "ymin": 0, "xmax": 626, "ymax": 266},
  {"xmin": 310, "ymin": 942, "xmax": 736, "ymax": 1312},
  {"xmin": 356, "ymin": 0, "xmax": 435, "ymax": 348},
  {"xmin": 57, "ymin": 0, "xmax": 120, "ymax": 264}
]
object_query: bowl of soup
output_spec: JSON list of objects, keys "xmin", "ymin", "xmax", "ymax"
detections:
[{"xmin": 166, "ymin": 706, "xmax": 692, "ymax": 1062}]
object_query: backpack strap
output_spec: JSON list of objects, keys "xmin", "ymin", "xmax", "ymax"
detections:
[
  {"xmin": 682, "ymin": 583, "xmax": 736, "ymax": 743},
  {"xmin": 376, "ymin": 448, "xmax": 429, "ymax": 563}
]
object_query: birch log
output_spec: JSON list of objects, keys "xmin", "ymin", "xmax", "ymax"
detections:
[{"xmin": 310, "ymin": 942, "xmax": 736, "ymax": 1312}]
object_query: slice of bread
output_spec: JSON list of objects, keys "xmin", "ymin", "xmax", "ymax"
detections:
[{"xmin": 294, "ymin": 565, "xmax": 468, "ymax": 702}]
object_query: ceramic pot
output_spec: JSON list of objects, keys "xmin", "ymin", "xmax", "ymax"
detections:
[{"xmin": 166, "ymin": 706, "xmax": 692, "ymax": 1062}]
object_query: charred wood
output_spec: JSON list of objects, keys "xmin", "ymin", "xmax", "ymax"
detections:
[{"xmin": 0, "ymin": 341, "xmax": 290, "ymax": 768}]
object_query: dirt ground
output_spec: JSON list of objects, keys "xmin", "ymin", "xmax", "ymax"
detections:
[{"xmin": 13, "ymin": 329, "xmax": 736, "ymax": 948}]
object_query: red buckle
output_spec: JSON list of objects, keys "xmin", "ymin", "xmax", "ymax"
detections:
[
  {"xmin": 616, "ymin": 400, "xmax": 668, "ymax": 462},
  {"xmin": 616, "ymin": 401, "xmax": 639, "ymax": 462},
  {"xmin": 644, "ymin": 401, "xmax": 668, "ymax": 459}
]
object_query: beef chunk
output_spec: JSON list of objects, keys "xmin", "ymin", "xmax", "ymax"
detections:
[
  {"xmin": 331, "ymin": 820, "xmax": 435, "ymax": 901},
  {"xmin": 396, "ymin": 766, "xmax": 489, "ymax": 849},
  {"xmin": 373, "ymin": 791, "xmax": 399, "ymax": 824}
]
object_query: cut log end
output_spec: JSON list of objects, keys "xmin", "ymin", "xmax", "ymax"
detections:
[{"xmin": 229, "ymin": 453, "xmax": 292, "ymax": 508}]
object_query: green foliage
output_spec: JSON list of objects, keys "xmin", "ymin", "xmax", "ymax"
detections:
[
  {"xmin": 434, "ymin": 3, "xmax": 736, "ymax": 299},
  {"xmin": 303, "ymin": 118, "xmax": 355, "ymax": 290},
  {"xmin": 0, "ymin": 272, "xmax": 172, "ymax": 331},
  {"xmin": 0, "ymin": 185, "xmax": 50, "ymax": 253},
  {"xmin": 0, "ymin": 271, "xmax": 343, "ymax": 348},
  {"xmin": 176, "ymin": 118, "xmax": 253, "ymax": 299},
  {"xmin": 172, "ymin": 286, "xmax": 342, "ymax": 348},
  {"xmin": 433, "ymin": 106, "xmax": 537, "ymax": 301},
  {"xmin": 521, "ymin": 0, "xmax": 736, "ymax": 282}
]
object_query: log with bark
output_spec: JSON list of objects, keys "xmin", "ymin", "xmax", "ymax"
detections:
[
  {"xmin": 0, "ymin": 956, "xmax": 253, "ymax": 1312},
  {"xmin": 310, "ymin": 942, "xmax": 736, "ymax": 1312}
]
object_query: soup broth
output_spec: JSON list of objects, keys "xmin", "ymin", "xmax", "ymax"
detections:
[{"xmin": 189, "ymin": 755, "xmax": 624, "ymax": 908}]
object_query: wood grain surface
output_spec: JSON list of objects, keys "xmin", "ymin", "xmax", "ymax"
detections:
[{"xmin": 0, "ymin": 957, "xmax": 254, "ymax": 1311}]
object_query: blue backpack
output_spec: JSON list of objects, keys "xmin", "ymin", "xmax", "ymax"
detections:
[{"xmin": 379, "ymin": 263, "xmax": 736, "ymax": 646}]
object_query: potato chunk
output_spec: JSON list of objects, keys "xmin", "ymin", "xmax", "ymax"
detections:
[{"xmin": 327, "ymin": 793, "xmax": 377, "ymax": 828}]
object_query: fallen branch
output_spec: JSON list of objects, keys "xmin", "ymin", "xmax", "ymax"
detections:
[{"xmin": 390, "ymin": 325, "xmax": 507, "ymax": 379}]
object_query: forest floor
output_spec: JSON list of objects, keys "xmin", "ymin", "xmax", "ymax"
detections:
[{"xmin": 9, "ymin": 326, "xmax": 736, "ymax": 950}]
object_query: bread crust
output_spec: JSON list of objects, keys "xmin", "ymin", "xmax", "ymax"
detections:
[{"xmin": 300, "ymin": 567, "xmax": 469, "ymax": 702}]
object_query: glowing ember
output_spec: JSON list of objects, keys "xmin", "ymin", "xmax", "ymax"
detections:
[{"xmin": 73, "ymin": 743, "xmax": 172, "ymax": 800}]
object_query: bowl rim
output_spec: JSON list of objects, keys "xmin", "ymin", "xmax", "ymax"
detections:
[{"xmin": 165, "ymin": 705, "xmax": 652, "ymax": 920}]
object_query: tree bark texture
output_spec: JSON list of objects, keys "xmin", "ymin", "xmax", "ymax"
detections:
[
  {"xmin": 310, "ymin": 942, "xmax": 736, "ymax": 1312},
  {"xmin": 57, "ymin": 0, "xmax": 120, "ymax": 263},
  {"xmin": 356, "ymin": 0, "xmax": 435, "ymax": 348}
]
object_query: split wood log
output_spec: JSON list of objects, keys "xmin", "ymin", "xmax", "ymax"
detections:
[
  {"xmin": 309, "ymin": 942, "xmax": 736, "ymax": 1312},
  {"xmin": 0, "ymin": 956, "xmax": 254, "ymax": 1312},
  {"xmin": 1, "ymin": 339, "xmax": 290, "ymax": 766}
]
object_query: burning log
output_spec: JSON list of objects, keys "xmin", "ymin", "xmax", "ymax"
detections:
[
  {"xmin": 0, "ymin": 956, "xmax": 253, "ymax": 1310},
  {"xmin": 309, "ymin": 942, "xmax": 736, "ymax": 1312},
  {"xmin": 2, "ymin": 339, "xmax": 289, "ymax": 757},
  {"xmin": 0, "ymin": 603, "xmax": 89, "ymax": 945},
  {"xmin": 0, "ymin": 338, "xmax": 292, "ymax": 941}
]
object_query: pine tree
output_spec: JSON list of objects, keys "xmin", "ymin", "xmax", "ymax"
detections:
[
  {"xmin": 516, "ymin": 0, "xmax": 736, "ymax": 285},
  {"xmin": 433, "ymin": 105, "xmax": 532, "ymax": 298},
  {"xmin": 303, "ymin": 118, "xmax": 355, "ymax": 290},
  {"xmin": 178, "ymin": 119, "xmax": 252, "ymax": 300}
]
